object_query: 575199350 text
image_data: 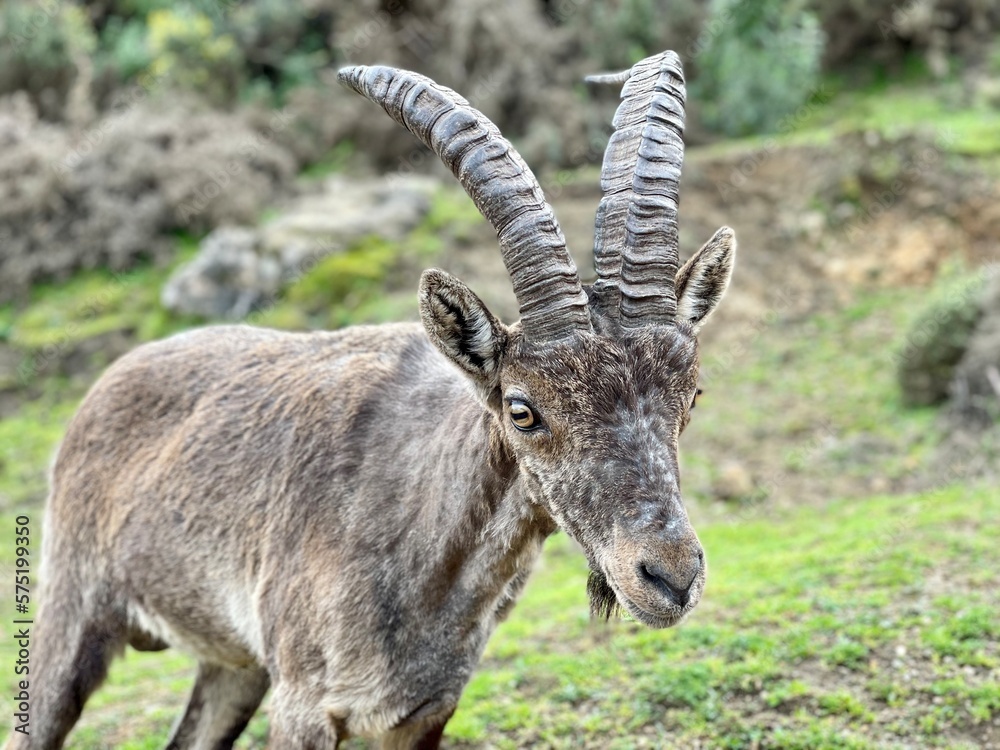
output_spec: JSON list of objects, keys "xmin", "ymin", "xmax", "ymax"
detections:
[{"xmin": 12, "ymin": 515, "xmax": 32, "ymax": 737}]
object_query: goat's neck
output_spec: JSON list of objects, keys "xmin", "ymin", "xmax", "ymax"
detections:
[{"xmin": 413, "ymin": 397, "xmax": 555, "ymax": 620}]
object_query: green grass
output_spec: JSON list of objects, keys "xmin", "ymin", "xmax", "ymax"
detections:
[
  {"xmin": 0, "ymin": 394, "xmax": 79, "ymax": 511},
  {"xmin": 695, "ymin": 77, "xmax": 1000, "ymax": 163},
  {"xmin": 8, "ymin": 237, "xmax": 202, "ymax": 354},
  {"xmin": 798, "ymin": 84, "xmax": 1000, "ymax": 157},
  {"xmin": 684, "ymin": 275, "xmax": 968, "ymax": 508},
  {"xmin": 299, "ymin": 139, "xmax": 356, "ymax": 181},
  {"xmin": 2, "ymin": 482, "xmax": 993, "ymax": 747},
  {"xmin": 453, "ymin": 483, "xmax": 999, "ymax": 748}
]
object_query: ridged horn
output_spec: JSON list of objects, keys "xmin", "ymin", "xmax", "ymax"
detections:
[
  {"xmin": 338, "ymin": 65, "xmax": 591, "ymax": 342},
  {"xmin": 590, "ymin": 52, "xmax": 687, "ymax": 327}
]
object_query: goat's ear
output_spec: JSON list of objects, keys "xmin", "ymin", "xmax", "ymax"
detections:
[
  {"xmin": 675, "ymin": 226, "xmax": 736, "ymax": 331},
  {"xmin": 419, "ymin": 269, "xmax": 508, "ymax": 390}
]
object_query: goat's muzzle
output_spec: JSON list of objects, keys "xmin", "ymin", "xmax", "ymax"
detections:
[{"xmin": 605, "ymin": 510, "xmax": 706, "ymax": 628}]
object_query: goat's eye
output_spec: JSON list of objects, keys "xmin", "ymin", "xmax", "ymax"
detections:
[
  {"xmin": 509, "ymin": 400, "xmax": 538, "ymax": 431},
  {"xmin": 691, "ymin": 388, "xmax": 703, "ymax": 410}
]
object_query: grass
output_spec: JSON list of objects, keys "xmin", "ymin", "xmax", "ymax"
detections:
[
  {"xmin": 0, "ymin": 394, "xmax": 79, "ymax": 511},
  {"xmin": 681, "ymin": 271, "xmax": 983, "ymax": 510},
  {"xmin": 1, "ymin": 482, "xmax": 995, "ymax": 748},
  {"xmin": 695, "ymin": 74, "xmax": 1000, "ymax": 164}
]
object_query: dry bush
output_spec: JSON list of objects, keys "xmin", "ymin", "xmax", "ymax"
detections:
[{"xmin": 0, "ymin": 93, "xmax": 307, "ymax": 303}]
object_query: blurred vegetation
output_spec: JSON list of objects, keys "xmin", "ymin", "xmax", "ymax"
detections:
[
  {"xmin": 3, "ymin": 0, "xmax": 997, "ymax": 134},
  {"xmin": 0, "ymin": 1, "xmax": 96, "ymax": 118},
  {"xmin": 92, "ymin": 0, "xmax": 333, "ymax": 104},
  {"xmin": 144, "ymin": 7, "xmax": 242, "ymax": 103},
  {"xmin": 693, "ymin": 0, "xmax": 824, "ymax": 136},
  {"xmin": 0, "ymin": 188, "xmax": 481, "ymax": 510},
  {"xmin": 896, "ymin": 268, "xmax": 987, "ymax": 407}
]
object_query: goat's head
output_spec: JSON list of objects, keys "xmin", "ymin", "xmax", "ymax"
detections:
[{"xmin": 339, "ymin": 52, "xmax": 734, "ymax": 628}]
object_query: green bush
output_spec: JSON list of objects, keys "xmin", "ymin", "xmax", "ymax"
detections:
[
  {"xmin": 564, "ymin": 0, "xmax": 705, "ymax": 71},
  {"xmin": 90, "ymin": 0, "xmax": 332, "ymax": 104},
  {"xmin": 693, "ymin": 0, "xmax": 824, "ymax": 136},
  {"xmin": 98, "ymin": 16, "xmax": 153, "ymax": 81},
  {"xmin": 896, "ymin": 271, "xmax": 986, "ymax": 408},
  {"xmin": 146, "ymin": 6, "xmax": 243, "ymax": 104}
]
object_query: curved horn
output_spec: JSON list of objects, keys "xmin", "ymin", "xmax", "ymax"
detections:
[
  {"xmin": 590, "ymin": 52, "xmax": 687, "ymax": 327},
  {"xmin": 338, "ymin": 65, "xmax": 591, "ymax": 342}
]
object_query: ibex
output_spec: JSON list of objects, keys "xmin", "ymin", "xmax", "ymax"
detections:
[{"xmin": 13, "ymin": 50, "xmax": 735, "ymax": 749}]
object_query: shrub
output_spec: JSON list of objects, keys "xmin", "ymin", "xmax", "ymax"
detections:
[
  {"xmin": 896, "ymin": 271, "xmax": 987, "ymax": 408},
  {"xmin": 146, "ymin": 6, "xmax": 243, "ymax": 104},
  {"xmin": 693, "ymin": 0, "xmax": 824, "ymax": 136},
  {"xmin": 0, "ymin": 1, "xmax": 96, "ymax": 119}
]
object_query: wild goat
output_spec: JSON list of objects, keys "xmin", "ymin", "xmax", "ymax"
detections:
[{"xmin": 13, "ymin": 50, "xmax": 735, "ymax": 749}]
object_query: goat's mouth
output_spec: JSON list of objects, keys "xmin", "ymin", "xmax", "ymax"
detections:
[
  {"xmin": 619, "ymin": 593, "xmax": 686, "ymax": 629},
  {"xmin": 586, "ymin": 569, "xmax": 689, "ymax": 629}
]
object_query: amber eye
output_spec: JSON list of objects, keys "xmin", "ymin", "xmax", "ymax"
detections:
[
  {"xmin": 509, "ymin": 400, "xmax": 538, "ymax": 431},
  {"xmin": 691, "ymin": 388, "xmax": 703, "ymax": 410}
]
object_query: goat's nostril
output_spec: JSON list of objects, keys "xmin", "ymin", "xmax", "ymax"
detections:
[{"xmin": 637, "ymin": 562, "xmax": 694, "ymax": 608}]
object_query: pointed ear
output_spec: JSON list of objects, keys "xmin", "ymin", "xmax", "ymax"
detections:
[
  {"xmin": 419, "ymin": 269, "xmax": 508, "ymax": 392},
  {"xmin": 675, "ymin": 226, "xmax": 736, "ymax": 331}
]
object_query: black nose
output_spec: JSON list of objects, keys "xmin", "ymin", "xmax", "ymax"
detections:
[{"xmin": 638, "ymin": 558, "xmax": 700, "ymax": 607}]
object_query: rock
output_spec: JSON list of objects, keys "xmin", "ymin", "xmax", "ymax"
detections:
[
  {"xmin": 161, "ymin": 175, "xmax": 441, "ymax": 318},
  {"xmin": 260, "ymin": 174, "xmax": 439, "ymax": 281},
  {"xmin": 162, "ymin": 227, "xmax": 281, "ymax": 319},
  {"xmin": 0, "ymin": 95, "xmax": 303, "ymax": 305}
]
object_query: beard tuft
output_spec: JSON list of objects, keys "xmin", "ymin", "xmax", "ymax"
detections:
[{"xmin": 586, "ymin": 569, "xmax": 623, "ymax": 621}]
